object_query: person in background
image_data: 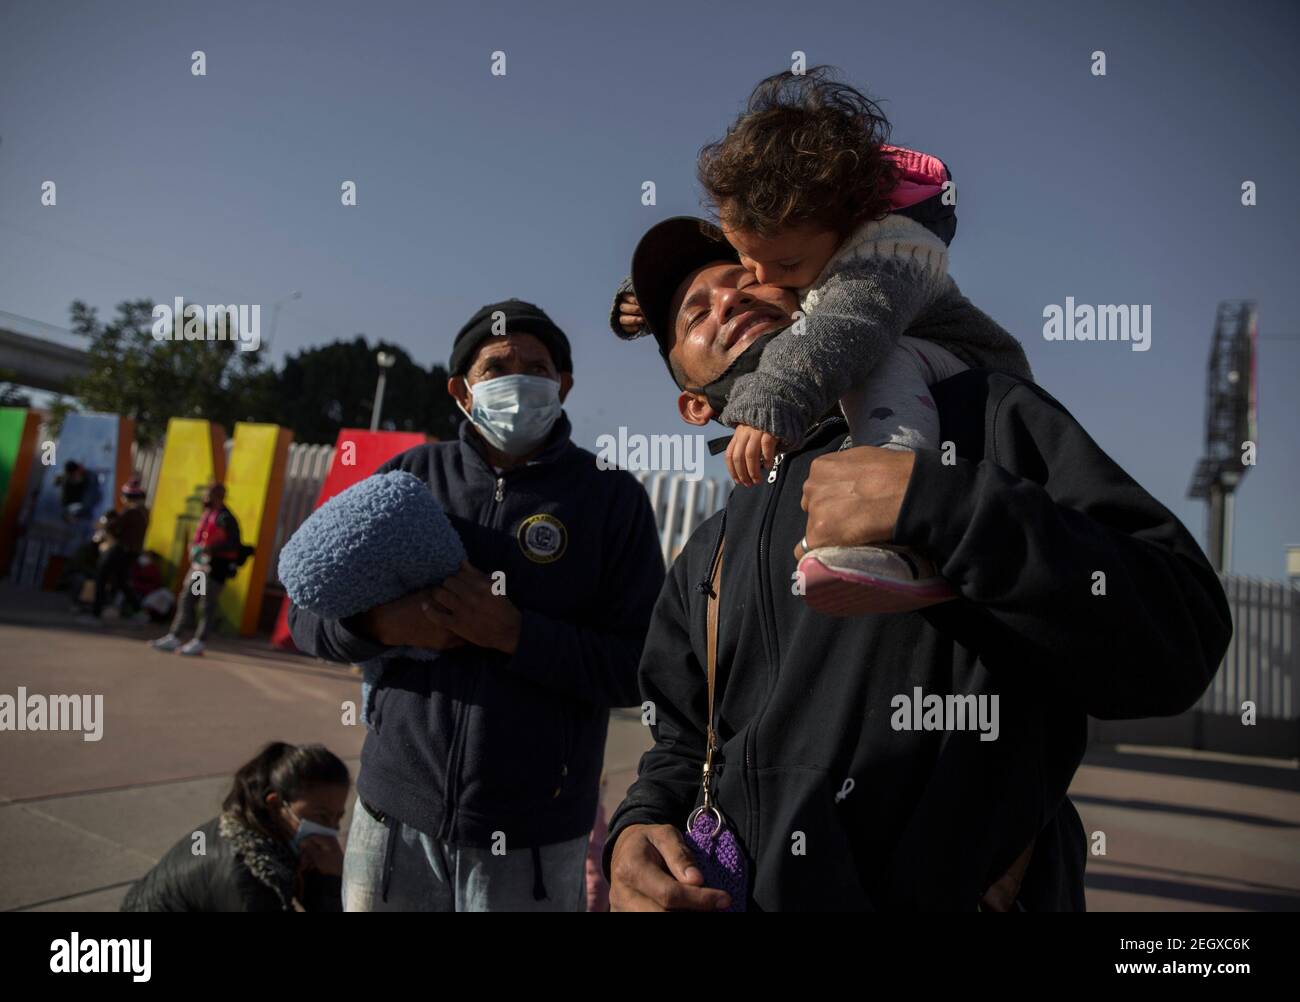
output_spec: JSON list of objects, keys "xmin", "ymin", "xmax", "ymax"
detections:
[
  {"xmin": 121, "ymin": 742, "xmax": 349, "ymax": 912},
  {"xmin": 150, "ymin": 482, "xmax": 242, "ymax": 656},
  {"xmin": 54, "ymin": 460, "xmax": 90, "ymax": 523},
  {"xmin": 81, "ymin": 477, "xmax": 150, "ymax": 621},
  {"xmin": 130, "ymin": 550, "xmax": 169, "ymax": 622}
]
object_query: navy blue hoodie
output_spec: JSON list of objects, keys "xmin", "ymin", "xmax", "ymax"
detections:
[{"xmin": 289, "ymin": 413, "xmax": 665, "ymax": 848}]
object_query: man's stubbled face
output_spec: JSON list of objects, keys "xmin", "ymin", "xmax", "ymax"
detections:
[{"xmin": 668, "ymin": 262, "xmax": 799, "ymax": 388}]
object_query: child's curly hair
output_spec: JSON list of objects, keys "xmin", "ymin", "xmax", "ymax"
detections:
[{"xmin": 698, "ymin": 67, "xmax": 898, "ymax": 239}]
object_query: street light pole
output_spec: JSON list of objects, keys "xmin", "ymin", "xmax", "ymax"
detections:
[
  {"xmin": 370, "ymin": 350, "xmax": 396, "ymax": 431},
  {"xmin": 266, "ymin": 290, "xmax": 302, "ymax": 354}
]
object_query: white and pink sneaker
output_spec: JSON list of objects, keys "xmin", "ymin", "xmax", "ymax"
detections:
[{"xmin": 798, "ymin": 544, "xmax": 956, "ymax": 616}]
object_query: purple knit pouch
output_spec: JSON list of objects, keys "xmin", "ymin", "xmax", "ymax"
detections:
[{"xmin": 686, "ymin": 809, "xmax": 748, "ymax": 912}]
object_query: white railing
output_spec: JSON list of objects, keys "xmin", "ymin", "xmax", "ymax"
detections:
[
  {"xmin": 1198, "ymin": 575, "xmax": 1298, "ymax": 721},
  {"xmin": 634, "ymin": 471, "xmax": 728, "ymax": 564}
]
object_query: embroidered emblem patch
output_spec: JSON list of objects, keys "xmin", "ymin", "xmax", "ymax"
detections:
[{"xmin": 517, "ymin": 513, "xmax": 567, "ymax": 564}]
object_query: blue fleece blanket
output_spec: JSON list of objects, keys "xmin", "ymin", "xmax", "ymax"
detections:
[{"xmin": 278, "ymin": 470, "xmax": 465, "ymax": 723}]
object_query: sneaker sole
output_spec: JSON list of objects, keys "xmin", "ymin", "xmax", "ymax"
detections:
[{"xmin": 799, "ymin": 554, "xmax": 956, "ymax": 616}]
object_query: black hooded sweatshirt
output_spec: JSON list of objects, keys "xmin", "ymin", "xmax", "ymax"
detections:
[{"xmin": 603, "ymin": 370, "xmax": 1232, "ymax": 911}]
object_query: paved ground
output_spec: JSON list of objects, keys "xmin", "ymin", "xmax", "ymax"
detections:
[{"xmin": 2, "ymin": 582, "xmax": 1297, "ymax": 911}]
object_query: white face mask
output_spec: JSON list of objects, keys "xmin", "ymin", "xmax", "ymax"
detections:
[
  {"xmin": 458, "ymin": 374, "xmax": 562, "ymax": 456},
  {"xmin": 286, "ymin": 806, "xmax": 339, "ymax": 852}
]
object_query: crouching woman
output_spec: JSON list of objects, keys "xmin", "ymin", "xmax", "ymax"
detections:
[{"xmin": 121, "ymin": 742, "xmax": 350, "ymax": 912}]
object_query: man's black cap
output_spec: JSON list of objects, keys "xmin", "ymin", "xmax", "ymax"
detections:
[
  {"xmin": 626, "ymin": 216, "xmax": 739, "ymax": 379},
  {"xmin": 450, "ymin": 298, "xmax": 572, "ymax": 376}
]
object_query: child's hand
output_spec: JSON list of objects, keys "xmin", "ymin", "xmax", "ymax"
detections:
[
  {"xmin": 726, "ymin": 424, "xmax": 779, "ymax": 487},
  {"xmin": 617, "ymin": 293, "xmax": 644, "ymax": 335}
]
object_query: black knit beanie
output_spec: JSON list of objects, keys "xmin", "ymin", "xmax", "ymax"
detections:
[{"xmin": 449, "ymin": 298, "xmax": 572, "ymax": 376}]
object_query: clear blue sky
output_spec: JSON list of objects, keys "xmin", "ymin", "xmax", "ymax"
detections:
[{"xmin": 1, "ymin": 0, "xmax": 1296, "ymax": 578}]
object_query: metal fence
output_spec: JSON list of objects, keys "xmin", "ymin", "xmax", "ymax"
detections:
[
  {"xmin": 1197, "ymin": 575, "xmax": 1297, "ymax": 721},
  {"xmin": 1089, "ymin": 574, "xmax": 1299, "ymax": 756},
  {"xmin": 633, "ymin": 470, "xmax": 729, "ymax": 564}
]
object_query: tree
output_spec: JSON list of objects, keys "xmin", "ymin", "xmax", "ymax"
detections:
[
  {"xmin": 68, "ymin": 299, "xmax": 274, "ymax": 445},
  {"xmin": 60, "ymin": 300, "xmax": 460, "ymax": 446},
  {"xmin": 271, "ymin": 337, "xmax": 459, "ymax": 443},
  {"xmin": 0, "ymin": 370, "xmax": 32, "ymax": 408}
]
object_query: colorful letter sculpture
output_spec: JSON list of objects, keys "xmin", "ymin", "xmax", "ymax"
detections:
[
  {"xmin": 143, "ymin": 418, "xmax": 228, "ymax": 589},
  {"xmin": 23, "ymin": 412, "xmax": 134, "ymax": 586},
  {"xmin": 218, "ymin": 422, "xmax": 293, "ymax": 636},
  {"xmin": 0, "ymin": 408, "xmax": 41, "ymax": 576}
]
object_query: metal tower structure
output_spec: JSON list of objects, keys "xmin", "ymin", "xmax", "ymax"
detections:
[{"xmin": 1188, "ymin": 300, "xmax": 1258, "ymax": 573}]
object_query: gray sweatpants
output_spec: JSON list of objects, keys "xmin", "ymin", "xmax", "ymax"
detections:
[
  {"xmin": 341, "ymin": 797, "xmax": 588, "ymax": 912},
  {"xmin": 840, "ymin": 335, "xmax": 969, "ymax": 451},
  {"xmin": 169, "ymin": 566, "xmax": 224, "ymax": 641}
]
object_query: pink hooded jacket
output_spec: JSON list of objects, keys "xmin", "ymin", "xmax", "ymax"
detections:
[{"xmin": 882, "ymin": 144, "xmax": 949, "ymax": 210}]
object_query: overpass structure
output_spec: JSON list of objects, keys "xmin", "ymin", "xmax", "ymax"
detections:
[{"xmin": 0, "ymin": 310, "xmax": 90, "ymax": 393}]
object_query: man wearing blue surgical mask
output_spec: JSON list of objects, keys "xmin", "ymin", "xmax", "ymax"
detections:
[{"xmin": 289, "ymin": 298, "xmax": 666, "ymax": 912}]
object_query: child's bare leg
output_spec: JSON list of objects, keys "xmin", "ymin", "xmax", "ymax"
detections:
[{"xmin": 839, "ymin": 337, "xmax": 967, "ymax": 451}]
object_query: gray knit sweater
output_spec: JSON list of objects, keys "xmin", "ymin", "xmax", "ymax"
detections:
[{"xmin": 610, "ymin": 214, "xmax": 1033, "ymax": 447}]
